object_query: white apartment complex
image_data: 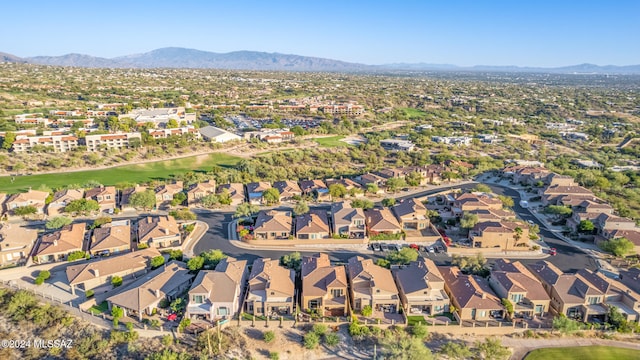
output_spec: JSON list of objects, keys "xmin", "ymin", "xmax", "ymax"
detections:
[
  {"xmin": 12, "ymin": 135, "xmax": 79, "ymax": 153},
  {"xmin": 85, "ymin": 132, "xmax": 142, "ymax": 152}
]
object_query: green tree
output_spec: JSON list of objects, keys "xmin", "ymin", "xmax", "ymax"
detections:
[
  {"xmin": 501, "ymin": 298, "xmax": 514, "ymax": 317},
  {"xmin": 387, "ymin": 248, "xmax": 419, "ymax": 265},
  {"xmin": 361, "ymin": 305, "xmax": 373, "ymax": 317},
  {"xmin": 45, "ymin": 216, "xmax": 73, "ymax": 229},
  {"xmin": 263, "ymin": 330, "xmax": 275, "ymax": 343},
  {"xmin": 324, "ymin": 332, "xmax": 339, "ymax": 347},
  {"xmin": 386, "ymin": 177, "xmax": 407, "ymax": 192},
  {"xmin": 460, "ymin": 213, "xmax": 479, "ymax": 233},
  {"xmin": 382, "ymin": 197, "xmax": 396, "ymax": 207},
  {"xmin": 200, "ymin": 194, "xmax": 220, "ymax": 208},
  {"xmin": 474, "ymin": 338, "xmax": 510, "ymax": 360},
  {"xmin": 329, "ymin": 183, "xmax": 348, "ymax": 198},
  {"xmin": 234, "ymin": 203, "xmax": 260, "ymax": 218},
  {"xmin": 280, "ymin": 252, "xmax": 302, "ymax": 272},
  {"xmin": 112, "ymin": 305, "xmax": 124, "ymax": 320},
  {"xmin": 599, "ymin": 237, "xmax": 634, "ymax": 257},
  {"xmin": 380, "ymin": 329, "xmax": 434, "ymax": 360},
  {"xmin": 544, "ymin": 205, "xmax": 572, "ymax": 216},
  {"xmin": 366, "ymin": 183, "xmax": 379, "ymax": 194},
  {"xmin": 405, "ymin": 171, "xmax": 423, "ymax": 187},
  {"xmin": 168, "ymin": 249, "xmax": 183, "ymax": 261},
  {"xmin": 1, "ymin": 131, "xmax": 16, "ymax": 150},
  {"xmin": 151, "ymin": 256, "xmax": 165, "ymax": 269},
  {"xmin": 91, "ymin": 216, "xmax": 112, "ymax": 229},
  {"xmin": 129, "ymin": 190, "xmax": 156, "ymax": 210},
  {"xmin": 497, "ymin": 195, "xmax": 514, "ymax": 208},
  {"xmin": 473, "ymin": 184, "xmax": 492, "ymax": 193},
  {"xmin": 65, "ymin": 198, "xmax": 100, "ymax": 215},
  {"xmin": 187, "ymin": 256, "xmax": 205, "ymax": 271},
  {"xmin": 170, "ymin": 298, "xmax": 185, "ymax": 313},
  {"xmin": 169, "ymin": 209, "xmax": 196, "ymax": 220},
  {"xmin": 303, "ymin": 332, "xmax": 320, "ymax": 350},
  {"xmin": 201, "ymin": 249, "xmax": 227, "ymax": 268},
  {"xmin": 166, "ymin": 118, "xmax": 179, "ymax": 128},
  {"xmin": 552, "ymin": 315, "xmax": 581, "ymax": 334},
  {"xmin": 439, "ymin": 342, "xmax": 473, "ymax": 360},
  {"xmin": 111, "ymin": 276, "xmax": 123, "ymax": 287},
  {"xmin": 578, "ymin": 219, "xmax": 595, "ymax": 233},
  {"xmin": 411, "ymin": 322, "xmax": 428, "ymax": 339},
  {"xmin": 350, "ymin": 198, "xmax": 374, "ymax": 209},
  {"xmin": 13, "ymin": 205, "xmax": 37, "ymax": 216},
  {"xmin": 171, "ymin": 192, "xmax": 187, "ymax": 207},
  {"xmin": 294, "ymin": 200, "xmax": 310, "ymax": 216},
  {"xmin": 262, "ymin": 188, "xmax": 281, "ymax": 205}
]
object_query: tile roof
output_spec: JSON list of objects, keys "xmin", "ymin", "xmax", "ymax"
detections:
[
  {"xmin": 254, "ymin": 210, "xmax": 292, "ymax": 233},
  {"xmin": 347, "ymin": 256, "xmax": 398, "ymax": 296},
  {"xmin": 392, "ymin": 198, "xmax": 427, "ymax": 220},
  {"xmin": 296, "ymin": 210, "xmax": 330, "ymax": 235},
  {"xmin": 491, "ymin": 259, "xmax": 550, "ymax": 302},
  {"xmin": 35, "ymin": 223, "xmax": 85, "ymax": 256},
  {"xmin": 248, "ymin": 258, "xmax": 295, "ymax": 298},
  {"xmin": 137, "ymin": 216, "xmax": 180, "ymax": 243},
  {"xmin": 188, "ymin": 257, "xmax": 247, "ymax": 303},
  {"xmin": 90, "ymin": 223, "xmax": 131, "ymax": 253},
  {"xmin": 66, "ymin": 248, "xmax": 161, "ymax": 285},
  {"xmin": 365, "ymin": 208, "xmax": 401, "ymax": 232},
  {"xmin": 394, "ymin": 258, "xmax": 445, "ymax": 296},
  {"xmin": 439, "ymin": 266, "xmax": 503, "ymax": 310},
  {"xmin": 302, "ymin": 253, "xmax": 348, "ymax": 297}
]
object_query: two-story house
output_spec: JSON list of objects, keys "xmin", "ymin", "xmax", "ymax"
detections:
[
  {"xmin": 5, "ymin": 189, "xmax": 49, "ymax": 215},
  {"xmin": 137, "ymin": 216, "xmax": 181, "ymax": 249},
  {"xmin": 46, "ymin": 189, "xmax": 84, "ymax": 216},
  {"xmin": 154, "ymin": 181, "xmax": 184, "ymax": 208},
  {"xmin": 84, "ymin": 186, "xmax": 117, "ymax": 213},
  {"xmin": 186, "ymin": 180, "xmax": 217, "ymax": 207},
  {"xmin": 365, "ymin": 208, "xmax": 402, "ymax": 236},
  {"xmin": 347, "ymin": 256, "xmax": 400, "ymax": 315},
  {"xmin": 244, "ymin": 258, "xmax": 296, "ymax": 316},
  {"xmin": 488, "ymin": 259, "xmax": 550, "ymax": 318},
  {"xmin": 439, "ymin": 266, "xmax": 505, "ymax": 321},
  {"xmin": 185, "ymin": 257, "xmax": 248, "ymax": 321},
  {"xmin": 392, "ymin": 198, "xmax": 428, "ymax": 231},
  {"xmin": 33, "ymin": 223, "xmax": 86, "ymax": 263},
  {"xmin": 470, "ymin": 220, "xmax": 529, "ymax": 250},
  {"xmin": 0, "ymin": 223, "xmax": 38, "ymax": 266},
  {"xmin": 331, "ymin": 202, "xmax": 366, "ymax": 239},
  {"xmin": 393, "ymin": 258, "xmax": 449, "ymax": 316},
  {"xmin": 301, "ymin": 253, "xmax": 349, "ymax": 316}
]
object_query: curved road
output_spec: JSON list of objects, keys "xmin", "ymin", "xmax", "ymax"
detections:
[{"xmin": 193, "ymin": 181, "xmax": 597, "ymax": 272}]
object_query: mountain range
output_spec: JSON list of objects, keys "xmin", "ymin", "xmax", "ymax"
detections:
[{"xmin": 2, "ymin": 47, "xmax": 640, "ymax": 74}]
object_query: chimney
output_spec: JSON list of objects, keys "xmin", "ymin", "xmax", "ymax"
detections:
[
  {"xmin": 53, "ymin": 239, "xmax": 58, "ymax": 246},
  {"xmin": 164, "ymin": 228, "xmax": 170, "ymax": 235},
  {"xmin": 155, "ymin": 289, "xmax": 161, "ymax": 298},
  {"xmin": 92, "ymin": 269, "xmax": 99, "ymax": 277}
]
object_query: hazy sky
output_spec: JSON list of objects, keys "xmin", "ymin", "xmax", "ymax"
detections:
[{"xmin": 1, "ymin": 0, "xmax": 638, "ymax": 67}]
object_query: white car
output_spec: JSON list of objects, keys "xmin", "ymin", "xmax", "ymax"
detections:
[{"xmin": 428, "ymin": 247, "xmax": 435, "ymax": 253}]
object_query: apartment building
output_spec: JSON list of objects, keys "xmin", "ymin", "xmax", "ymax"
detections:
[
  {"xmin": 12, "ymin": 135, "xmax": 79, "ymax": 153},
  {"xmin": 84, "ymin": 132, "xmax": 142, "ymax": 152}
]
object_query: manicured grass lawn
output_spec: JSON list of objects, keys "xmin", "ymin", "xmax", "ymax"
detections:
[
  {"xmin": 407, "ymin": 315, "xmax": 427, "ymax": 326},
  {"xmin": 400, "ymin": 107, "xmax": 428, "ymax": 118},
  {"xmin": 525, "ymin": 346, "xmax": 640, "ymax": 360},
  {"xmin": 0, "ymin": 153, "xmax": 241, "ymax": 193},
  {"xmin": 89, "ymin": 301, "xmax": 109, "ymax": 315},
  {"xmin": 314, "ymin": 135, "xmax": 351, "ymax": 147}
]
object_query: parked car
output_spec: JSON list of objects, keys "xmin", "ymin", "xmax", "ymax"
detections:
[
  {"xmin": 409, "ymin": 244, "xmax": 419, "ymax": 250},
  {"xmin": 380, "ymin": 243, "xmax": 389, "ymax": 251},
  {"xmin": 428, "ymin": 247, "xmax": 435, "ymax": 253},
  {"xmin": 549, "ymin": 248, "xmax": 557, "ymax": 256},
  {"xmin": 371, "ymin": 243, "xmax": 381, "ymax": 251}
]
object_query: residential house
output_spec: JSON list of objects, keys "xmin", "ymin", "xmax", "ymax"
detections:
[
  {"xmin": 594, "ymin": 213, "xmax": 637, "ymax": 237},
  {"xmin": 453, "ymin": 193, "xmax": 503, "ymax": 216},
  {"xmin": 600, "ymin": 229, "xmax": 640, "ymax": 255},
  {"xmin": 356, "ymin": 173, "xmax": 386, "ymax": 190},
  {"xmin": 198, "ymin": 126, "xmax": 242, "ymax": 143},
  {"xmin": 347, "ymin": 256, "xmax": 400, "ymax": 314},
  {"xmin": 527, "ymin": 261, "xmax": 617, "ymax": 322},
  {"xmin": 217, "ymin": 183, "xmax": 245, "ymax": 206},
  {"xmin": 365, "ymin": 208, "xmax": 402, "ymax": 237},
  {"xmin": 5, "ymin": 189, "xmax": 49, "ymax": 215},
  {"xmin": 46, "ymin": 189, "xmax": 84, "ymax": 216},
  {"xmin": 439, "ymin": 266, "xmax": 505, "ymax": 321},
  {"xmin": 137, "ymin": 216, "xmax": 181, "ymax": 249},
  {"xmin": 185, "ymin": 257, "xmax": 248, "ymax": 321},
  {"xmin": 393, "ymin": 259, "xmax": 449, "ymax": 316},
  {"xmin": 325, "ymin": 178, "xmax": 364, "ymax": 196},
  {"xmin": 272, "ymin": 180, "xmax": 302, "ymax": 202},
  {"xmin": 392, "ymin": 198, "xmax": 428, "ymax": 231},
  {"xmin": 244, "ymin": 258, "xmax": 296, "ymax": 316},
  {"xmin": 540, "ymin": 185, "xmax": 594, "ymax": 206},
  {"xmin": 331, "ymin": 202, "xmax": 366, "ymax": 239},
  {"xmin": 155, "ymin": 181, "xmax": 184, "ymax": 208},
  {"xmin": 89, "ymin": 220, "xmax": 131, "ymax": 256},
  {"xmin": 253, "ymin": 210, "xmax": 292, "ymax": 240},
  {"xmin": 0, "ymin": 223, "xmax": 38, "ymax": 266},
  {"xmin": 299, "ymin": 179, "xmax": 330, "ymax": 202},
  {"xmin": 468, "ymin": 208, "xmax": 514, "ymax": 222},
  {"xmin": 106, "ymin": 261, "xmax": 194, "ymax": 321},
  {"xmin": 545, "ymin": 173, "xmax": 577, "ymax": 187},
  {"xmin": 33, "ymin": 223, "xmax": 86, "ymax": 263},
  {"xmin": 301, "ymin": 253, "xmax": 349, "ymax": 316},
  {"xmin": 246, "ymin": 182, "xmax": 272, "ymax": 205},
  {"xmin": 186, "ymin": 180, "xmax": 217, "ymax": 206},
  {"xmin": 470, "ymin": 220, "xmax": 530, "ymax": 250},
  {"xmin": 617, "ymin": 268, "xmax": 640, "ymax": 321},
  {"xmin": 295, "ymin": 210, "xmax": 330, "ymax": 240},
  {"xmin": 119, "ymin": 185, "xmax": 148, "ymax": 211},
  {"xmin": 489, "ymin": 259, "xmax": 550, "ymax": 318},
  {"xmin": 84, "ymin": 186, "xmax": 117, "ymax": 213},
  {"xmin": 66, "ymin": 248, "xmax": 161, "ymax": 295}
]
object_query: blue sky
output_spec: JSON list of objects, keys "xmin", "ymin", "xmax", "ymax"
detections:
[{"xmin": 1, "ymin": 0, "xmax": 638, "ymax": 67}]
